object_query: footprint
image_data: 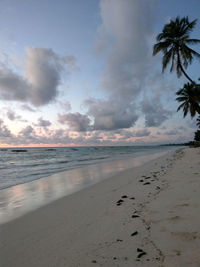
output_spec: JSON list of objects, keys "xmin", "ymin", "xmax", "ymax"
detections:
[
  {"xmin": 132, "ymin": 214, "xmax": 140, "ymax": 218},
  {"xmin": 137, "ymin": 248, "xmax": 147, "ymax": 259},
  {"xmin": 131, "ymin": 231, "xmax": 138, "ymax": 236},
  {"xmin": 116, "ymin": 199, "xmax": 124, "ymax": 206},
  {"xmin": 143, "ymin": 182, "xmax": 151, "ymax": 185}
]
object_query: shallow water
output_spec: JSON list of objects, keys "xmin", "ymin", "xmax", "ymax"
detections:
[
  {"xmin": 0, "ymin": 149, "xmax": 174, "ymax": 224},
  {"xmin": 0, "ymin": 145, "xmax": 176, "ymax": 190}
]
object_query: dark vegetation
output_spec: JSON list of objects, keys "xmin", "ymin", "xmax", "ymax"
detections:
[{"xmin": 153, "ymin": 16, "xmax": 200, "ymax": 145}]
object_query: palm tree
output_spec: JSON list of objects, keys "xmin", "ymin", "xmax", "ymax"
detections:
[
  {"xmin": 176, "ymin": 83, "xmax": 200, "ymax": 117},
  {"xmin": 194, "ymin": 130, "xmax": 200, "ymax": 142},
  {"xmin": 197, "ymin": 115, "xmax": 200, "ymax": 128},
  {"xmin": 153, "ymin": 16, "xmax": 200, "ymax": 84}
]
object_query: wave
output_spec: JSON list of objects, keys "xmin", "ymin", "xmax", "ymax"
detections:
[{"xmin": 0, "ymin": 146, "xmax": 178, "ymax": 190}]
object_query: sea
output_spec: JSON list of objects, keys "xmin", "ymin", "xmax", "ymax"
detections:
[
  {"xmin": 0, "ymin": 145, "xmax": 180, "ymax": 224},
  {"xmin": 0, "ymin": 145, "xmax": 178, "ymax": 190}
]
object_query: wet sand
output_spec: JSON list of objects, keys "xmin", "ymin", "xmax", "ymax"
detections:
[{"xmin": 1, "ymin": 148, "xmax": 199, "ymax": 266}]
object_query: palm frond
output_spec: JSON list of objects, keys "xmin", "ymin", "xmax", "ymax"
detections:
[
  {"xmin": 176, "ymin": 96, "xmax": 188, "ymax": 102},
  {"xmin": 153, "ymin": 41, "xmax": 170, "ymax": 55},
  {"xmin": 162, "ymin": 48, "xmax": 173, "ymax": 72},
  {"xmin": 185, "ymin": 46, "xmax": 200, "ymax": 60},
  {"xmin": 177, "ymin": 102, "xmax": 185, "ymax": 111},
  {"xmin": 190, "ymin": 105, "xmax": 196, "ymax": 117},
  {"xmin": 183, "ymin": 102, "xmax": 189, "ymax": 117},
  {"xmin": 182, "ymin": 18, "xmax": 198, "ymax": 35},
  {"xmin": 197, "ymin": 116, "xmax": 200, "ymax": 127},
  {"xmin": 176, "ymin": 88, "xmax": 184, "ymax": 95},
  {"xmin": 170, "ymin": 50, "xmax": 175, "ymax": 72},
  {"xmin": 176, "ymin": 82, "xmax": 200, "ymax": 117},
  {"xmin": 186, "ymin": 38, "xmax": 200, "ymax": 45}
]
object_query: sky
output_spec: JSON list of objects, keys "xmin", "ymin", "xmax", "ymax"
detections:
[{"xmin": 0, "ymin": 0, "xmax": 199, "ymax": 147}]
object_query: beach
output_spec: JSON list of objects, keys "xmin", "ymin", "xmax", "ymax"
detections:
[{"xmin": 0, "ymin": 147, "xmax": 200, "ymax": 266}]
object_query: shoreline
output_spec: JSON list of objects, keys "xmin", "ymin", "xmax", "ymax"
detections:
[
  {"xmin": 1, "ymin": 148, "xmax": 199, "ymax": 266},
  {"xmin": 0, "ymin": 146, "xmax": 178, "ymax": 191},
  {"xmin": 0, "ymin": 149, "xmax": 175, "ymax": 225}
]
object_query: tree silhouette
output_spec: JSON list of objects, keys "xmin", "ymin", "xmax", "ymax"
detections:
[
  {"xmin": 176, "ymin": 83, "xmax": 200, "ymax": 117},
  {"xmin": 153, "ymin": 16, "xmax": 200, "ymax": 84}
]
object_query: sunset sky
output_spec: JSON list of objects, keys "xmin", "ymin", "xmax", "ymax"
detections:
[{"xmin": 0, "ymin": 0, "xmax": 199, "ymax": 147}]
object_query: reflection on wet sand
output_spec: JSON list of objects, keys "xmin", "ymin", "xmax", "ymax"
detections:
[{"xmin": 0, "ymin": 151, "xmax": 168, "ymax": 224}]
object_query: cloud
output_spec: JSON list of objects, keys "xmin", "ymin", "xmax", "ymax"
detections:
[
  {"xmin": 7, "ymin": 110, "xmax": 21, "ymax": 121},
  {"xmin": 85, "ymin": 0, "xmax": 179, "ymax": 133},
  {"xmin": 134, "ymin": 128, "xmax": 151, "ymax": 137},
  {"xmin": 99, "ymin": 0, "xmax": 156, "ymax": 96},
  {"xmin": 58, "ymin": 112, "xmax": 91, "ymax": 131},
  {"xmin": 164, "ymin": 129, "xmax": 179, "ymax": 135},
  {"xmin": 85, "ymin": 98, "xmax": 138, "ymax": 130},
  {"xmin": 57, "ymin": 100, "xmax": 72, "ymax": 112},
  {"xmin": 19, "ymin": 125, "xmax": 34, "ymax": 136},
  {"xmin": 6, "ymin": 109, "xmax": 28, "ymax": 123},
  {"xmin": 178, "ymin": 126, "xmax": 186, "ymax": 130},
  {"xmin": 0, "ymin": 119, "xmax": 12, "ymax": 138},
  {"xmin": 84, "ymin": 0, "xmax": 158, "ymax": 131},
  {"xmin": 117, "ymin": 128, "xmax": 151, "ymax": 139},
  {"xmin": 141, "ymin": 97, "xmax": 172, "ymax": 127},
  {"xmin": 0, "ymin": 119, "xmax": 192, "ymax": 146},
  {"xmin": 0, "ymin": 67, "xmax": 29, "ymax": 101},
  {"xmin": 0, "ymin": 47, "xmax": 78, "ymax": 106},
  {"xmin": 35, "ymin": 117, "xmax": 51, "ymax": 127},
  {"xmin": 63, "ymin": 56, "xmax": 80, "ymax": 71},
  {"xmin": 21, "ymin": 104, "xmax": 36, "ymax": 112}
]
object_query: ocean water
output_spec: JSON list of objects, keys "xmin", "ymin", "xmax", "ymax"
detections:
[
  {"xmin": 0, "ymin": 145, "xmax": 180, "ymax": 224},
  {"xmin": 0, "ymin": 146, "xmax": 177, "ymax": 190}
]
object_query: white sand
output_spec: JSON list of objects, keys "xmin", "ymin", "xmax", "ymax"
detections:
[{"xmin": 0, "ymin": 148, "xmax": 199, "ymax": 267}]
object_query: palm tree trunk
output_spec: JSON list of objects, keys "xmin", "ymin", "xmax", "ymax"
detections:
[{"xmin": 177, "ymin": 51, "xmax": 195, "ymax": 84}]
